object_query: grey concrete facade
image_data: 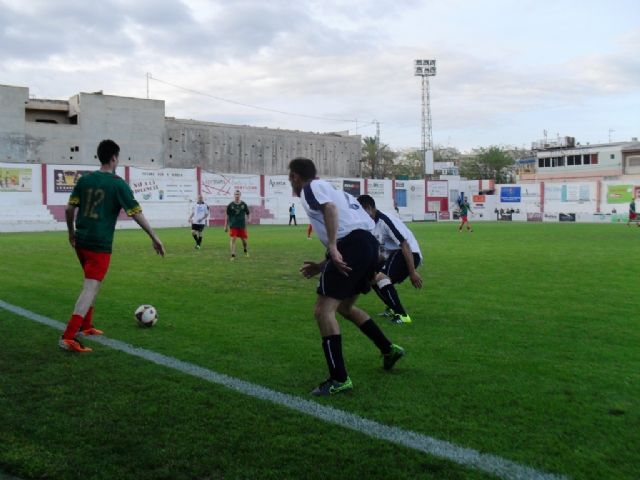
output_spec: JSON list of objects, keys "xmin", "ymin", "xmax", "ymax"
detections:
[{"xmin": 0, "ymin": 84, "xmax": 361, "ymax": 177}]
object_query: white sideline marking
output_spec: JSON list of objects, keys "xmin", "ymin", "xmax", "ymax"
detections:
[{"xmin": 0, "ymin": 300, "xmax": 565, "ymax": 480}]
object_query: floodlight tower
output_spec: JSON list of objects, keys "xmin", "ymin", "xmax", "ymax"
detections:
[{"xmin": 414, "ymin": 59, "xmax": 436, "ymax": 175}]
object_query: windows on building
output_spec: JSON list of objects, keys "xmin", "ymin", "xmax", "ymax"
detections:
[{"xmin": 538, "ymin": 152, "xmax": 599, "ymax": 169}]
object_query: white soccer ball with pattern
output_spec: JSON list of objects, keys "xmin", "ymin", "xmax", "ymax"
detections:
[{"xmin": 135, "ymin": 304, "xmax": 158, "ymax": 327}]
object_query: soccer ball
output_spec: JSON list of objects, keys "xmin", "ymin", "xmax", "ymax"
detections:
[{"xmin": 135, "ymin": 304, "xmax": 158, "ymax": 327}]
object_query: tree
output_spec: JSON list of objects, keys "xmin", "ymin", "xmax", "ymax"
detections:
[
  {"xmin": 459, "ymin": 146, "xmax": 515, "ymax": 183},
  {"xmin": 390, "ymin": 150, "xmax": 423, "ymax": 178},
  {"xmin": 361, "ymin": 136, "xmax": 394, "ymax": 178}
]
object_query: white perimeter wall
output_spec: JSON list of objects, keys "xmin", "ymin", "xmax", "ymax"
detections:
[{"xmin": 3, "ymin": 162, "xmax": 640, "ymax": 231}]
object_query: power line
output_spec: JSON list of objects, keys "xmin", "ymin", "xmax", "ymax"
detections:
[{"xmin": 148, "ymin": 74, "xmax": 377, "ymax": 127}]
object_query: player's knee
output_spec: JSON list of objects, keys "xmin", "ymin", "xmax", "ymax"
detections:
[
  {"xmin": 337, "ymin": 304, "xmax": 354, "ymax": 320},
  {"xmin": 376, "ymin": 277, "xmax": 392, "ymax": 290}
]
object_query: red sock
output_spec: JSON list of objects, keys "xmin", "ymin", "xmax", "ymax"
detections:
[
  {"xmin": 81, "ymin": 306, "xmax": 94, "ymax": 330},
  {"xmin": 63, "ymin": 314, "xmax": 84, "ymax": 340}
]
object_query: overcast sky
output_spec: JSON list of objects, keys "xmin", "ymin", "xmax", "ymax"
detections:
[{"xmin": 1, "ymin": 0, "xmax": 639, "ymax": 152}]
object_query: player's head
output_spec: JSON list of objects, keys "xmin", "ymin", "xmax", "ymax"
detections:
[
  {"xmin": 197, "ymin": 194, "xmax": 204, "ymax": 203},
  {"xmin": 234, "ymin": 190, "xmax": 241, "ymax": 201},
  {"xmin": 357, "ymin": 194, "xmax": 377, "ymax": 219},
  {"xmin": 97, "ymin": 139, "xmax": 120, "ymax": 165},
  {"xmin": 288, "ymin": 158, "xmax": 316, "ymax": 196}
]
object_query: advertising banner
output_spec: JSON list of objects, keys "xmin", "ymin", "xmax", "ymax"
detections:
[
  {"xmin": 559, "ymin": 213, "xmax": 576, "ymax": 222},
  {"xmin": 606, "ymin": 184, "xmax": 633, "ymax": 204},
  {"xmin": 201, "ymin": 172, "xmax": 260, "ymax": 203},
  {"xmin": 130, "ymin": 168, "xmax": 197, "ymax": 202},
  {"xmin": 343, "ymin": 179, "xmax": 362, "ymax": 197},
  {"xmin": 527, "ymin": 212, "xmax": 543, "ymax": 222},
  {"xmin": 53, "ymin": 169, "xmax": 93, "ymax": 193},
  {"xmin": 545, "ymin": 184, "xmax": 562, "ymax": 201},
  {"xmin": 367, "ymin": 180, "xmax": 386, "ymax": 198},
  {"xmin": 46, "ymin": 165, "xmax": 124, "ymax": 205},
  {"xmin": 265, "ymin": 175, "xmax": 291, "ymax": 197},
  {"xmin": 0, "ymin": 166, "xmax": 33, "ymax": 192},
  {"xmin": 500, "ymin": 186, "xmax": 521, "ymax": 203},
  {"xmin": 426, "ymin": 180, "xmax": 448, "ymax": 197},
  {"xmin": 562, "ymin": 184, "xmax": 590, "ymax": 202}
]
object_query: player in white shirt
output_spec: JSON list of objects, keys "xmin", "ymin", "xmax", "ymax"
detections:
[
  {"xmin": 188, "ymin": 194, "xmax": 209, "ymax": 250},
  {"xmin": 358, "ymin": 195, "xmax": 423, "ymax": 324},
  {"xmin": 288, "ymin": 158, "xmax": 405, "ymax": 397}
]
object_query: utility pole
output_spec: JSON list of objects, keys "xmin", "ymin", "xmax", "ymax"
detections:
[{"xmin": 146, "ymin": 72, "xmax": 151, "ymax": 99}]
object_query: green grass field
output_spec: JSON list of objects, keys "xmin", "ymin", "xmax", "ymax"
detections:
[{"xmin": 1, "ymin": 222, "xmax": 639, "ymax": 480}]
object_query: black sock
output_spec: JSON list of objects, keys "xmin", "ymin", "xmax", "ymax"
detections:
[
  {"xmin": 321, "ymin": 335, "xmax": 348, "ymax": 382},
  {"xmin": 197, "ymin": 236, "xmax": 202, "ymax": 246},
  {"xmin": 359, "ymin": 319, "xmax": 392, "ymax": 354},
  {"xmin": 380, "ymin": 284, "xmax": 406, "ymax": 316},
  {"xmin": 192, "ymin": 233, "xmax": 198, "ymax": 244}
]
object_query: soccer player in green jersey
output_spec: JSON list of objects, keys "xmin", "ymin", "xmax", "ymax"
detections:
[
  {"xmin": 224, "ymin": 190, "xmax": 250, "ymax": 260},
  {"xmin": 458, "ymin": 196, "xmax": 473, "ymax": 232},
  {"xmin": 627, "ymin": 198, "xmax": 638, "ymax": 226},
  {"xmin": 60, "ymin": 140, "xmax": 165, "ymax": 353}
]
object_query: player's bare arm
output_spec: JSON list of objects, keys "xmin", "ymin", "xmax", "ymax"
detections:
[
  {"xmin": 320, "ymin": 202, "xmax": 351, "ymax": 276},
  {"xmin": 65, "ymin": 204, "xmax": 77, "ymax": 248},
  {"xmin": 401, "ymin": 240, "xmax": 422, "ymax": 288},
  {"xmin": 132, "ymin": 212, "xmax": 165, "ymax": 256}
]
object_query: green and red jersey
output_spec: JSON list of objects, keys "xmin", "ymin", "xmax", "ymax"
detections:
[
  {"xmin": 68, "ymin": 171, "xmax": 141, "ymax": 253},
  {"xmin": 226, "ymin": 201, "xmax": 250, "ymax": 228}
]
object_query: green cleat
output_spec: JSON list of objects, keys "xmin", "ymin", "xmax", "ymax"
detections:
[
  {"xmin": 310, "ymin": 377, "xmax": 353, "ymax": 396},
  {"xmin": 390, "ymin": 313, "xmax": 411, "ymax": 324},
  {"xmin": 383, "ymin": 344, "xmax": 405, "ymax": 370},
  {"xmin": 378, "ymin": 307, "xmax": 395, "ymax": 318}
]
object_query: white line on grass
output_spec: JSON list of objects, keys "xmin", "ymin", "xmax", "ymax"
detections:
[{"xmin": 0, "ymin": 300, "xmax": 565, "ymax": 480}]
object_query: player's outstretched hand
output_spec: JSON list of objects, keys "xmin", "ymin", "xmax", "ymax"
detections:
[
  {"xmin": 300, "ymin": 261, "xmax": 323, "ymax": 278},
  {"xmin": 409, "ymin": 271, "xmax": 423, "ymax": 289},
  {"xmin": 153, "ymin": 238, "xmax": 165, "ymax": 257}
]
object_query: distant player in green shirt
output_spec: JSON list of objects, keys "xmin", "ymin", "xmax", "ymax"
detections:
[
  {"xmin": 224, "ymin": 190, "xmax": 251, "ymax": 260},
  {"xmin": 60, "ymin": 139, "xmax": 165, "ymax": 353},
  {"xmin": 627, "ymin": 198, "xmax": 638, "ymax": 227},
  {"xmin": 458, "ymin": 196, "xmax": 473, "ymax": 232}
]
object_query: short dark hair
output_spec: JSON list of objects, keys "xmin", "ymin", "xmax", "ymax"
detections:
[
  {"xmin": 357, "ymin": 194, "xmax": 376, "ymax": 210},
  {"xmin": 288, "ymin": 158, "xmax": 316, "ymax": 180},
  {"xmin": 97, "ymin": 140, "xmax": 120, "ymax": 165}
]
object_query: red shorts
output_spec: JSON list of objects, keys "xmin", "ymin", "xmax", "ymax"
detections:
[
  {"xmin": 630, "ymin": 212, "xmax": 637, "ymax": 220},
  {"xmin": 76, "ymin": 248, "xmax": 111, "ymax": 281},
  {"xmin": 229, "ymin": 227, "xmax": 248, "ymax": 239},
  {"xmin": 461, "ymin": 215, "xmax": 468, "ymax": 222}
]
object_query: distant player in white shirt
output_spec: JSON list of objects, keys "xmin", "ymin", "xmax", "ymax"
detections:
[
  {"xmin": 288, "ymin": 158, "xmax": 405, "ymax": 397},
  {"xmin": 188, "ymin": 194, "xmax": 209, "ymax": 250},
  {"xmin": 358, "ymin": 195, "xmax": 423, "ymax": 324}
]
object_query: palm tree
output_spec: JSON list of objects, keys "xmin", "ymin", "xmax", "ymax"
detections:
[{"xmin": 361, "ymin": 136, "xmax": 391, "ymax": 178}]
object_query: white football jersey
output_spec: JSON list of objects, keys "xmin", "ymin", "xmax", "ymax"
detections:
[
  {"xmin": 373, "ymin": 210, "xmax": 422, "ymax": 261},
  {"xmin": 191, "ymin": 202, "xmax": 209, "ymax": 225},
  {"xmin": 300, "ymin": 179, "xmax": 374, "ymax": 247}
]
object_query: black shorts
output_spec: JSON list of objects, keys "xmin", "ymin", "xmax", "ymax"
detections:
[
  {"xmin": 380, "ymin": 250, "xmax": 422, "ymax": 284},
  {"xmin": 191, "ymin": 224, "xmax": 205, "ymax": 232},
  {"xmin": 317, "ymin": 229, "xmax": 379, "ymax": 300}
]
